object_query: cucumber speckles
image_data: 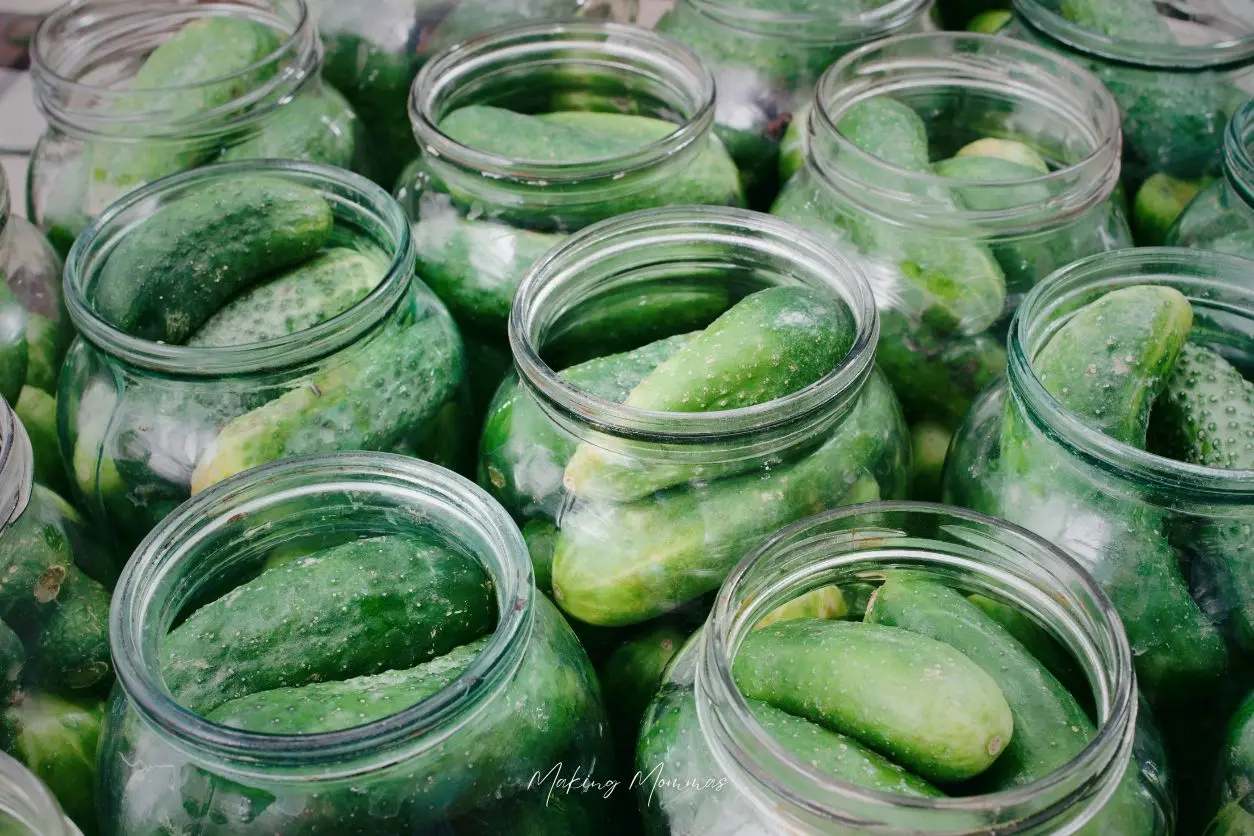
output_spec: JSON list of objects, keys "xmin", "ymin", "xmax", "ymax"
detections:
[{"xmin": 1151, "ymin": 343, "xmax": 1254, "ymax": 471}]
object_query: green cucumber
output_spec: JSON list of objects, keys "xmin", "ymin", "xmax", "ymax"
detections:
[
  {"xmin": 733, "ymin": 617, "xmax": 1015, "ymax": 784},
  {"xmin": 90, "ymin": 18, "xmax": 283, "ymax": 187},
  {"xmin": 190, "ymin": 292, "xmax": 463, "ymax": 493},
  {"xmin": 162, "ymin": 534, "xmax": 497, "ymax": 715},
  {"xmin": 599, "ymin": 624, "xmax": 691, "ymax": 773},
  {"xmin": 0, "ymin": 291, "xmax": 26, "ymax": 405},
  {"xmin": 865, "ymin": 576, "xmax": 1158, "ymax": 832},
  {"xmin": 14, "ymin": 386, "xmax": 68, "ymax": 498},
  {"xmin": 966, "ymin": 593, "xmax": 1089, "ymax": 705},
  {"xmin": 208, "ymin": 637, "xmax": 489, "ymax": 733},
  {"xmin": 187, "ymin": 246, "xmax": 386, "ymax": 347},
  {"xmin": 22, "ymin": 313, "xmax": 62, "ymax": 396},
  {"xmin": 29, "ymin": 487, "xmax": 117, "ymax": 591},
  {"xmin": 954, "ymin": 138, "xmax": 1049, "ymax": 173},
  {"xmin": 92, "ymin": 177, "xmax": 334, "ymax": 343},
  {"xmin": 1, "ymin": 691, "xmax": 103, "ymax": 836},
  {"xmin": 910, "ymin": 421, "xmax": 951, "ymax": 502},
  {"xmin": 562, "ymin": 286, "xmax": 856, "ymax": 502},
  {"xmin": 0, "ymin": 621, "xmax": 24, "ymax": 698},
  {"xmin": 1133, "ymin": 174, "xmax": 1208, "ymax": 246},
  {"xmin": 218, "ymin": 86, "xmax": 360, "ymax": 170},
  {"xmin": 1058, "ymin": 0, "xmax": 1173, "ymax": 42},
  {"xmin": 551, "ymin": 372, "xmax": 907, "ymax": 626}
]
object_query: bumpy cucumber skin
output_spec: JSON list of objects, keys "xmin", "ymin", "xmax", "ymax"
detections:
[
  {"xmin": 551, "ymin": 371, "xmax": 908, "ymax": 626},
  {"xmin": 2, "ymin": 691, "xmax": 103, "ymax": 835},
  {"xmin": 599, "ymin": 623, "xmax": 691, "ymax": 777},
  {"xmin": 92, "ymin": 178, "xmax": 334, "ymax": 343},
  {"xmin": 732, "ymin": 617, "xmax": 1015, "ymax": 784},
  {"xmin": 757, "ymin": 585, "xmax": 850, "ymax": 628},
  {"xmin": 965, "ymin": 593, "xmax": 1089, "ymax": 707},
  {"xmin": 562, "ymin": 286, "xmax": 857, "ymax": 503},
  {"xmin": 187, "ymin": 246, "xmax": 386, "ymax": 347},
  {"xmin": 218, "ymin": 85, "xmax": 361, "ymax": 171},
  {"xmin": 190, "ymin": 287, "xmax": 464, "ymax": 494},
  {"xmin": 1058, "ymin": 0, "xmax": 1172, "ymax": 43},
  {"xmin": 162, "ymin": 535, "xmax": 497, "ymax": 715},
  {"xmin": 90, "ymin": 18, "xmax": 283, "ymax": 187},
  {"xmin": 1133, "ymin": 174, "xmax": 1209, "ymax": 246},
  {"xmin": 22, "ymin": 313, "xmax": 62, "ymax": 396},
  {"xmin": 15, "ymin": 386, "xmax": 69, "ymax": 498},
  {"xmin": 910, "ymin": 421, "xmax": 952, "ymax": 502},
  {"xmin": 208, "ymin": 637, "xmax": 489, "ymax": 733}
]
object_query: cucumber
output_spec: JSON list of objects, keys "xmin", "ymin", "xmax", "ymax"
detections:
[
  {"xmin": 0, "ymin": 621, "xmax": 24, "ymax": 698},
  {"xmin": 756, "ymin": 585, "xmax": 849, "ymax": 628},
  {"xmin": 966, "ymin": 8, "xmax": 1012, "ymax": 33},
  {"xmin": 1216, "ymin": 692, "xmax": 1254, "ymax": 818},
  {"xmin": 1133, "ymin": 174, "xmax": 1208, "ymax": 246},
  {"xmin": 92, "ymin": 177, "xmax": 334, "ymax": 343},
  {"xmin": 190, "ymin": 291, "xmax": 464, "ymax": 494},
  {"xmin": 29, "ymin": 486, "xmax": 117, "ymax": 591},
  {"xmin": 910, "ymin": 421, "xmax": 951, "ymax": 502},
  {"xmin": 523, "ymin": 519, "xmax": 559, "ymax": 595},
  {"xmin": 954, "ymin": 138, "xmax": 1049, "ymax": 173},
  {"xmin": 0, "ymin": 292, "xmax": 26, "ymax": 405},
  {"xmin": 478, "ymin": 332, "xmax": 698, "ymax": 521},
  {"xmin": 451, "ymin": 789, "xmax": 607, "ymax": 836},
  {"xmin": 865, "ymin": 576, "xmax": 1158, "ymax": 832},
  {"xmin": 218, "ymin": 85, "xmax": 360, "ymax": 170},
  {"xmin": 1, "ymin": 691, "xmax": 103, "ymax": 836},
  {"xmin": 598, "ymin": 623, "xmax": 690, "ymax": 773},
  {"xmin": 90, "ymin": 18, "xmax": 283, "ymax": 187},
  {"xmin": 1058, "ymin": 0, "xmax": 1173, "ymax": 43},
  {"xmin": 207, "ymin": 637, "xmax": 489, "ymax": 733},
  {"xmin": 732, "ymin": 618, "xmax": 1015, "ymax": 784},
  {"xmin": 778, "ymin": 102, "xmax": 808, "ymax": 183},
  {"xmin": 551, "ymin": 371, "xmax": 906, "ymax": 626},
  {"xmin": 965, "ymin": 593, "xmax": 1089, "ymax": 706},
  {"xmin": 22, "ymin": 313, "xmax": 62, "ymax": 396},
  {"xmin": 186, "ymin": 246, "xmax": 386, "ymax": 347},
  {"xmin": 562, "ymin": 286, "xmax": 857, "ymax": 502},
  {"xmin": 162, "ymin": 534, "xmax": 497, "ymax": 715},
  {"xmin": 14, "ymin": 386, "xmax": 68, "ymax": 498}
]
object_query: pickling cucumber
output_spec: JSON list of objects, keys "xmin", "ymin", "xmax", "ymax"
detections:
[
  {"xmin": 1058, "ymin": 0, "xmax": 1172, "ymax": 43},
  {"xmin": 1133, "ymin": 174, "xmax": 1208, "ymax": 246},
  {"xmin": 757, "ymin": 585, "xmax": 850, "ymax": 628},
  {"xmin": 1214, "ymin": 691, "xmax": 1254, "ymax": 826},
  {"xmin": 21, "ymin": 313, "xmax": 62, "ymax": 397},
  {"xmin": 598, "ymin": 623, "xmax": 691, "ymax": 773},
  {"xmin": 218, "ymin": 86, "xmax": 361, "ymax": 170},
  {"xmin": 732, "ymin": 617, "xmax": 1015, "ymax": 784},
  {"xmin": 92, "ymin": 177, "xmax": 334, "ymax": 343},
  {"xmin": 14, "ymin": 386, "xmax": 68, "ymax": 498},
  {"xmin": 162, "ymin": 534, "xmax": 497, "ymax": 714},
  {"xmin": 90, "ymin": 18, "xmax": 283, "ymax": 187},
  {"xmin": 966, "ymin": 593, "xmax": 1089, "ymax": 706},
  {"xmin": 563, "ymin": 286, "xmax": 856, "ymax": 503},
  {"xmin": 187, "ymin": 245, "xmax": 386, "ymax": 347},
  {"xmin": 551, "ymin": 371, "xmax": 906, "ymax": 626}
]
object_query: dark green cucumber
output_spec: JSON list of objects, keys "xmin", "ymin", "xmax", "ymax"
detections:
[
  {"xmin": 562, "ymin": 286, "xmax": 857, "ymax": 502},
  {"xmin": 967, "ymin": 8, "xmax": 1012, "ymax": 33},
  {"xmin": 92, "ymin": 177, "xmax": 334, "ymax": 343},
  {"xmin": 162, "ymin": 534, "xmax": 497, "ymax": 715},
  {"xmin": 208, "ymin": 637, "xmax": 489, "ymax": 733},
  {"xmin": 910, "ymin": 421, "xmax": 951, "ymax": 502},
  {"xmin": 522, "ymin": 518, "xmax": 558, "ymax": 595},
  {"xmin": 22, "ymin": 313, "xmax": 62, "ymax": 396},
  {"xmin": 1150, "ymin": 343, "xmax": 1254, "ymax": 471},
  {"xmin": 598, "ymin": 623, "xmax": 691, "ymax": 773},
  {"xmin": 966, "ymin": 593, "xmax": 1089, "ymax": 706},
  {"xmin": 551, "ymin": 372, "xmax": 906, "ymax": 626},
  {"xmin": 90, "ymin": 18, "xmax": 283, "ymax": 187},
  {"xmin": 733, "ymin": 617, "xmax": 1015, "ymax": 784},
  {"xmin": 186, "ymin": 245, "xmax": 386, "ymax": 347},
  {"xmin": 1216, "ymin": 691, "xmax": 1254, "ymax": 819},
  {"xmin": 190, "ymin": 291, "xmax": 463, "ymax": 493},
  {"xmin": 0, "ymin": 621, "xmax": 23, "ymax": 698},
  {"xmin": 1133, "ymin": 174, "xmax": 1209, "ymax": 246},
  {"xmin": 778, "ymin": 102, "xmax": 808, "ymax": 184},
  {"xmin": 218, "ymin": 86, "xmax": 360, "ymax": 170},
  {"xmin": 1, "ymin": 691, "xmax": 103, "ymax": 836},
  {"xmin": 14, "ymin": 386, "xmax": 68, "ymax": 498}
]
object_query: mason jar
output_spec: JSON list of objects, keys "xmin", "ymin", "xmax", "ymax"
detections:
[
  {"xmin": 397, "ymin": 20, "xmax": 745, "ymax": 417},
  {"xmin": 638, "ymin": 503, "xmax": 1173, "ymax": 835},
  {"xmin": 58, "ymin": 160, "xmax": 467, "ymax": 556},
  {"xmin": 653, "ymin": 0, "xmax": 934, "ymax": 206},
  {"xmin": 996, "ymin": 0, "xmax": 1254, "ymax": 187},
  {"xmin": 771, "ymin": 32, "xmax": 1130, "ymax": 435},
  {"xmin": 28, "ymin": 0, "xmax": 367, "ymax": 257},
  {"xmin": 941, "ymin": 247, "xmax": 1254, "ymax": 827},
  {"xmin": 99, "ymin": 452, "xmax": 613, "ymax": 835},
  {"xmin": 0, "ymin": 753, "xmax": 81, "ymax": 836},
  {"xmin": 1166, "ymin": 97, "xmax": 1254, "ymax": 258},
  {"xmin": 0, "ymin": 164, "xmax": 70, "ymax": 495},
  {"xmin": 479, "ymin": 206, "xmax": 910, "ymax": 630}
]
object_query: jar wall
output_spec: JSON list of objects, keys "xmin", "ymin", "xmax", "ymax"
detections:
[
  {"xmin": 28, "ymin": 0, "xmax": 367, "ymax": 256},
  {"xmin": 1167, "ymin": 99, "xmax": 1254, "ymax": 257},
  {"xmin": 57, "ymin": 161, "xmax": 467, "ymax": 554},
  {"xmin": 0, "ymin": 753, "xmax": 81, "ymax": 836}
]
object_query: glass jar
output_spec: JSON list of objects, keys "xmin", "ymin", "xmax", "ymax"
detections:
[
  {"xmin": 28, "ymin": 0, "xmax": 368, "ymax": 257},
  {"xmin": 310, "ymin": 0, "xmax": 635, "ymax": 191},
  {"xmin": 638, "ymin": 503, "xmax": 1172, "ymax": 834},
  {"xmin": 0, "ymin": 165, "xmax": 70, "ymax": 496},
  {"xmin": 772, "ymin": 32, "xmax": 1130, "ymax": 433},
  {"xmin": 397, "ymin": 20, "xmax": 745, "ymax": 418},
  {"xmin": 999, "ymin": 0, "xmax": 1254, "ymax": 187},
  {"xmin": 99, "ymin": 452, "xmax": 612, "ymax": 835},
  {"xmin": 0, "ymin": 753, "xmax": 81, "ymax": 836},
  {"xmin": 59, "ymin": 160, "xmax": 467, "ymax": 556},
  {"xmin": 942, "ymin": 247, "xmax": 1254, "ymax": 827},
  {"xmin": 654, "ymin": 0, "xmax": 934, "ymax": 207},
  {"xmin": 481, "ymin": 206, "xmax": 910, "ymax": 629},
  {"xmin": 1167, "ymin": 97, "xmax": 1254, "ymax": 258}
]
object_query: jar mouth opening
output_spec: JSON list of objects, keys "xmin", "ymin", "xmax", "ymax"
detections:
[
  {"xmin": 681, "ymin": 0, "xmax": 932, "ymax": 43},
  {"xmin": 509, "ymin": 207, "xmax": 880, "ymax": 442},
  {"xmin": 702, "ymin": 502, "xmax": 1136, "ymax": 828},
  {"xmin": 1014, "ymin": 0, "xmax": 1254, "ymax": 69},
  {"xmin": 1010, "ymin": 248, "xmax": 1254, "ymax": 499},
  {"xmin": 63, "ymin": 160, "xmax": 414, "ymax": 377},
  {"xmin": 409, "ymin": 21, "xmax": 717, "ymax": 186},
  {"xmin": 111, "ymin": 453, "xmax": 533, "ymax": 772},
  {"xmin": 810, "ymin": 32, "xmax": 1122, "ymax": 234},
  {"xmin": 31, "ymin": 0, "xmax": 318, "ymax": 139}
]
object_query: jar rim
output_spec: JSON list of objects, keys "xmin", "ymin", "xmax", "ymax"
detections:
[
  {"xmin": 700, "ymin": 501, "xmax": 1137, "ymax": 831},
  {"xmin": 63, "ymin": 160, "xmax": 414, "ymax": 377},
  {"xmin": 409, "ymin": 20, "xmax": 717, "ymax": 187},
  {"xmin": 31, "ymin": 0, "xmax": 319, "ymax": 140},
  {"xmin": 0, "ymin": 751, "xmax": 76, "ymax": 835},
  {"xmin": 508, "ymin": 206, "xmax": 880, "ymax": 442},
  {"xmin": 1013, "ymin": 0, "xmax": 1254, "ymax": 69},
  {"xmin": 1225, "ymin": 98, "xmax": 1254, "ymax": 204},
  {"xmin": 679, "ymin": 0, "xmax": 932, "ymax": 44},
  {"xmin": 1009, "ymin": 247, "xmax": 1254, "ymax": 499},
  {"xmin": 110, "ymin": 452, "xmax": 534, "ymax": 772},
  {"xmin": 808, "ymin": 32, "xmax": 1122, "ymax": 235},
  {"xmin": 0, "ymin": 398, "xmax": 33, "ymax": 530}
]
